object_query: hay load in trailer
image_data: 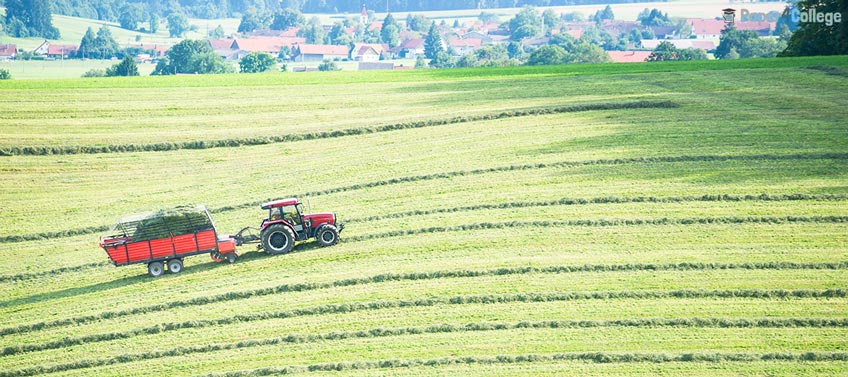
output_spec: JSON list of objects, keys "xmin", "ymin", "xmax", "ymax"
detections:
[{"xmin": 99, "ymin": 205, "xmax": 238, "ymax": 276}]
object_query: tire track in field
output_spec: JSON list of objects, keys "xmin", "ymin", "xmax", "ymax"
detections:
[
  {"xmin": 346, "ymin": 216, "xmax": 848, "ymax": 242},
  {"xmin": 0, "ymin": 262, "xmax": 109, "ymax": 283},
  {"xmin": 203, "ymin": 352, "xmax": 848, "ymax": 376},
  {"xmin": 344, "ymin": 193, "xmax": 848, "ymax": 223},
  {"xmin": 6, "ymin": 318, "xmax": 848, "ymax": 376},
  {"xmin": 4, "ymin": 148, "xmax": 847, "ymax": 244},
  {"xmin": 3, "ymin": 261, "xmax": 845, "ymax": 337},
  {"xmin": 3, "ymin": 289, "xmax": 845, "ymax": 356},
  {"xmin": 0, "ymin": 100, "xmax": 678, "ymax": 157}
]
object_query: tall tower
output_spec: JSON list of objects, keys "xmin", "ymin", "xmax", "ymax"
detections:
[{"xmin": 360, "ymin": 4, "xmax": 367, "ymax": 26}]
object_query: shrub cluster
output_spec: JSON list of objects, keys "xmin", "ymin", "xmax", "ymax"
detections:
[
  {"xmin": 0, "ymin": 101, "xmax": 678, "ymax": 157},
  {"xmin": 5, "ymin": 288, "xmax": 844, "ymax": 357},
  {"xmin": 5, "ymin": 318, "xmax": 847, "ymax": 376}
]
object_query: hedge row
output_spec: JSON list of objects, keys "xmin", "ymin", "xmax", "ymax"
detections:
[
  {"xmin": 205, "ymin": 352, "xmax": 848, "ymax": 376},
  {"xmin": 4, "ymin": 150, "xmax": 845, "ymax": 244},
  {"xmin": 0, "ymin": 225, "xmax": 109, "ymax": 244},
  {"xmin": 5, "ymin": 260, "xmax": 844, "ymax": 337},
  {"xmin": 346, "ymin": 193, "xmax": 848, "ymax": 223},
  {"xmin": 0, "ymin": 262, "xmax": 108, "ymax": 284},
  {"xmin": 346, "ymin": 216, "xmax": 848, "ymax": 242},
  {"xmin": 5, "ymin": 289, "xmax": 844, "ymax": 356},
  {"xmin": 0, "ymin": 101, "xmax": 678, "ymax": 157},
  {"xmin": 5, "ymin": 318, "xmax": 847, "ymax": 376}
]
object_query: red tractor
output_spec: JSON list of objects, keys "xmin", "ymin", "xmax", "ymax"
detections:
[{"xmin": 234, "ymin": 198, "xmax": 344, "ymax": 254}]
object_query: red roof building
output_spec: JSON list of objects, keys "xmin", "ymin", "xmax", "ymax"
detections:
[
  {"xmin": 607, "ymin": 50, "xmax": 652, "ymax": 63},
  {"xmin": 232, "ymin": 37, "xmax": 306, "ymax": 54},
  {"xmin": 0, "ymin": 44, "xmax": 16, "ymax": 60},
  {"xmin": 47, "ymin": 44, "xmax": 77, "ymax": 58}
]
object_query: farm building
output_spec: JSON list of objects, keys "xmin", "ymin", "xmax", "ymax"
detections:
[
  {"xmin": 0, "ymin": 44, "xmax": 16, "ymax": 60},
  {"xmin": 393, "ymin": 38, "xmax": 424, "ymax": 59},
  {"xmin": 292, "ymin": 44, "xmax": 349, "ymax": 62},
  {"xmin": 352, "ymin": 45, "xmax": 380, "ymax": 62},
  {"xmin": 47, "ymin": 44, "xmax": 78, "ymax": 59},
  {"xmin": 449, "ymin": 38, "xmax": 482, "ymax": 55},
  {"xmin": 232, "ymin": 37, "xmax": 306, "ymax": 55}
]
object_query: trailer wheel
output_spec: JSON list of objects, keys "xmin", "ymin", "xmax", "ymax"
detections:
[
  {"xmin": 315, "ymin": 224, "xmax": 340, "ymax": 247},
  {"xmin": 261, "ymin": 224, "xmax": 294, "ymax": 255},
  {"xmin": 226, "ymin": 253, "xmax": 237, "ymax": 264},
  {"xmin": 167, "ymin": 259, "xmax": 183, "ymax": 274},
  {"xmin": 211, "ymin": 252, "xmax": 224, "ymax": 263},
  {"xmin": 148, "ymin": 261, "xmax": 164, "ymax": 277}
]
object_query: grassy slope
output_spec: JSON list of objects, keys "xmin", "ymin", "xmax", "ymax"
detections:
[{"xmin": 1, "ymin": 57, "xmax": 847, "ymax": 375}]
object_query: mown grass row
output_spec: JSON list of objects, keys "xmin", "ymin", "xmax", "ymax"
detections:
[
  {"xmin": 347, "ymin": 216, "xmax": 848, "ymax": 242},
  {"xmin": 805, "ymin": 65, "xmax": 848, "ymax": 78},
  {"xmin": 5, "ymin": 149, "xmax": 846, "ymax": 244},
  {"xmin": 5, "ymin": 318, "xmax": 848, "ymax": 377},
  {"xmin": 0, "ymin": 262, "xmax": 109, "ymax": 283},
  {"xmin": 0, "ymin": 101, "xmax": 677, "ymax": 157},
  {"xmin": 4, "ymin": 261, "xmax": 845, "ymax": 337},
  {"xmin": 202, "ymin": 352, "xmax": 848, "ymax": 376},
  {"xmin": 345, "ymin": 193, "xmax": 848, "ymax": 223},
  {"xmin": 3, "ymin": 289, "xmax": 844, "ymax": 356},
  {"xmin": 5, "ymin": 192, "xmax": 845, "ymax": 245}
]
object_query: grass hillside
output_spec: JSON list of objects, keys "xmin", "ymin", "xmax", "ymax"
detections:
[{"xmin": 1, "ymin": 57, "xmax": 847, "ymax": 375}]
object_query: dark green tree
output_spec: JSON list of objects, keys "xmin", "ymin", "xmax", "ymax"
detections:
[
  {"xmin": 239, "ymin": 51, "xmax": 276, "ymax": 73},
  {"xmin": 509, "ymin": 6, "xmax": 541, "ymax": 41},
  {"xmin": 780, "ymin": 0, "xmax": 848, "ymax": 56},
  {"xmin": 327, "ymin": 22, "xmax": 352, "ymax": 45},
  {"xmin": 95, "ymin": 26, "xmax": 120, "ymax": 58},
  {"xmin": 4, "ymin": 0, "xmax": 59, "ymax": 39},
  {"xmin": 406, "ymin": 14, "xmax": 429, "ymax": 32},
  {"xmin": 270, "ymin": 8, "xmax": 305, "ymax": 30},
  {"xmin": 106, "ymin": 56, "xmax": 140, "ymax": 76},
  {"xmin": 592, "ymin": 5, "xmax": 614, "ymax": 22},
  {"xmin": 119, "ymin": 3, "xmax": 143, "ymax": 30},
  {"xmin": 527, "ymin": 44, "xmax": 567, "ymax": 65},
  {"xmin": 76, "ymin": 27, "xmax": 98, "ymax": 58},
  {"xmin": 149, "ymin": 14, "xmax": 160, "ymax": 33},
  {"xmin": 637, "ymin": 8, "xmax": 671, "ymax": 26},
  {"xmin": 715, "ymin": 26, "xmax": 758, "ymax": 59},
  {"xmin": 209, "ymin": 25, "xmax": 225, "ymax": 39},
  {"xmin": 424, "ymin": 23, "xmax": 443, "ymax": 60},
  {"xmin": 381, "ymin": 13, "xmax": 400, "ymax": 47},
  {"xmin": 152, "ymin": 39, "xmax": 233, "ymax": 75},
  {"xmin": 167, "ymin": 12, "xmax": 189, "ymax": 37},
  {"xmin": 298, "ymin": 20, "xmax": 324, "ymax": 44},
  {"xmin": 238, "ymin": 10, "xmax": 264, "ymax": 33}
]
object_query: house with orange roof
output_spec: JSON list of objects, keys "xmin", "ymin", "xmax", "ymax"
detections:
[{"xmin": 0, "ymin": 44, "xmax": 16, "ymax": 60}]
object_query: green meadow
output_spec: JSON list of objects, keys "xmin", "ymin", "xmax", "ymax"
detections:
[{"xmin": 1, "ymin": 56, "xmax": 847, "ymax": 375}]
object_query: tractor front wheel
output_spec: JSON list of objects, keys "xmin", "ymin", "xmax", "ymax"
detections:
[
  {"xmin": 315, "ymin": 224, "xmax": 340, "ymax": 247},
  {"xmin": 148, "ymin": 261, "xmax": 164, "ymax": 277},
  {"xmin": 261, "ymin": 224, "xmax": 295, "ymax": 255}
]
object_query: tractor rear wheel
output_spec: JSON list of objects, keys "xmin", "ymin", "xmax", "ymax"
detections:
[
  {"xmin": 148, "ymin": 261, "xmax": 164, "ymax": 277},
  {"xmin": 226, "ymin": 252, "xmax": 237, "ymax": 264},
  {"xmin": 261, "ymin": 224, "xmax": 295, "ymax": 255},
  {"xmin": 315, "ymin": 224, "xmax": 340, "ymax": 247},
  {"xmin": 167, "ymin": 259, "xmax": 183, "ymax": 274}
]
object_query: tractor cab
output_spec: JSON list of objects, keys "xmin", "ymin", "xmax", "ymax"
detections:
[{"xmin": 250, "ymin": 198, "xmax": 343, "ymax": 255}]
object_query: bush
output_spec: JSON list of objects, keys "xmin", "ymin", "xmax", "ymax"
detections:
[
  {"xmin": 318, "ymin": 59, "xmax": 338, "ymax": 71},
  {"xmin": 0, "ymin": 69, "xmax": 10, "ymax": 80},
  {"xmin": 81, "ymin": 69, "xmax": 106, "ymax": 78}
]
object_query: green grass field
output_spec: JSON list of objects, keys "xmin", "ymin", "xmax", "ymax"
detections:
[{"xmin": 1, "ymin": 56, "xmax": 847, "ymax": 375}]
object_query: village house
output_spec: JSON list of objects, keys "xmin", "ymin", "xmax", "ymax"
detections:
[
  {"xmin": 292, "ymin": 44, "xmax": 349, "ymax": 62},
  {"xmin": 448, "ymin": 38, "xmax": 482, "ymax": 55},
  {"xmin": 0, "ymin": 44, "xmax": 17, "ymax": 60},
  {"xmin": 393, "ymin": 38, "xmax": 424, "ymax": 59},
  {"xmin": 641, "ymin": 39, "xmax": 716, "ymax": 51},
  {"xmin": 351, "ymin": 45, "xmax": 380, "ymax": 62}
]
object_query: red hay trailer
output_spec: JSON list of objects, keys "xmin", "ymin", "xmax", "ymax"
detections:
[{"xmin": 99, "ymin": 205, "xmax": 237, "ymax": 276}]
